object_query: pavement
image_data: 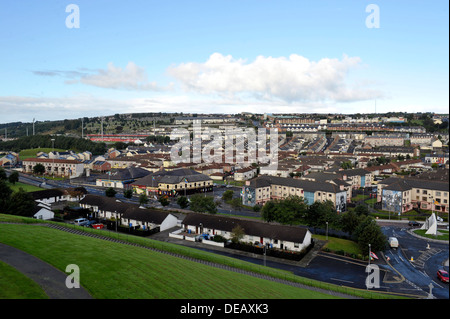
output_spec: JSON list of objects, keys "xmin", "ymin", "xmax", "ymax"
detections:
[{"xmin": 0, "ymin": 242, "xmax": 92, "ymax": 299}]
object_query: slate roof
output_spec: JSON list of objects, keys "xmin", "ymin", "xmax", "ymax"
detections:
[
  {"xmin": 182, "ymin": 212, "xmax": 309, "ymax": 243},
  {"xmin": 97, "ymin": 166, "xmax": 150, "ymax": 181},
  {"xmin": 380, "ymin": 177, "xmax": 449, "ymax": 192},
  {"xmin": 29, "ymin": 188, "xmax": 66, "ymax": 201},
  {"xmin": 248, "ymin": 175, "xmax": 344, "ymax": 193},
  {"xmin": 80, "ymin": 194, "xmax": 173, "ymax": 224},
  {"xmin": 131, "ymin": 168, "xmax": 211, "ymax": 186}
]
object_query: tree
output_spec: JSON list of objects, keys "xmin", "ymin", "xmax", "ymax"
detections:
[
  {"xmin": 261, "ymin": 196, "xmax": 308, "ymax": 225},
  {"xmin": 304, "ymin": 200, "xmax": 338, "ymax": 229},
  {"xmin": 33, "ymin": 163, "xmax": 45, "ymax": 175},
  {"xmin": 8, "ymin": 171, "xmax": 19, "ymax": 185},
  {"xmin": 341, "ymin": 210, "xmax": 365, "ymax": 235},
  {"xmin": 230, "ymin": 197, "xmax": 242, "ymax": 211},
  {"xmin": 123, "ymin": 189, "xmax": 133, "ymax": 199},
  {"xmin": 105, "ymin": 187, "xmax": 117, "ymax": 198},
  {"xmin": 177, "ymin": 196, "xmax": 189, "ymax": 209},
  {"xmin": 158, "ymin": 195, "xmax": 169, "ymax": 207},
  {"xmin": 9, "ymin": 188, "xmax": 35, "ymax": 217},
  {"xmin": 0, "ymin": 168, "xmax": 6, "ymax": 180},
  {"xmin": 189, "ymin": 194, "xmax": 217, "ymax": 214},
  {"xmin": 222, "ymin": 190, "xmax": 234, "ymax": 202},
  {"xmin": 353, "ymin": 216, "xmax": 387, "ymax": 256},
  {"xmin": 139, "ymin": 193, "xmax": 149, "ymax": 206},
  {"xmin": 354, "ymin": 205, "xmax": 370, "ymax": 216},
  {"xmin": 231, "ymin": 225, "xmax": 245, "ymax": 243},
  {"xmin": 0, "ymin": 180, "xmax": 12, "ymax": 214}
]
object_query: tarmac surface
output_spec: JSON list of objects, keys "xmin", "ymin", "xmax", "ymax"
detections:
[{"xmin": 0, "ymin": 242, "xmax": 92, "ymax": 299}]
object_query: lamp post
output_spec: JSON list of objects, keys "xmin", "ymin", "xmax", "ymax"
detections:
[
  {"xmin": 51, "ymin": 138, "xmax": 55, "ymax": 177},
  {"xmin": 368, "ymin": 243, "xmax": 371, "ymax": 266},
  {"xmin": 326, "ymin": 221, "xmax": 329, "ymax": 241}
]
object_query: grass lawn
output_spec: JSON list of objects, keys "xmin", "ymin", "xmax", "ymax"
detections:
[
  {"xmin": 8, "ymin": 181, "xmax": 44, "ymax": 193},
  {"xmin": 351, "ymin": 194, "xmax": 369, "ymax": 202},
  {"xmin": 0, "ymin": 223, "xmax": 339, "ymax": 299},
  {"xmin": 0, "ymin": 261, "xmax": 49, "ymax": 299},
  {"xmin": 413, "ymin": 229, "xmax": 449, "ymax": 241},
  {"xmin": 313, "ymin": 235, "xmax": 361, "ymax": 256}
]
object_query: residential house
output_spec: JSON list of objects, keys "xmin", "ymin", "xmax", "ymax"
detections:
[{"xmin": 181, "ymin": 212, "xmax": 312, "ymax": 253}]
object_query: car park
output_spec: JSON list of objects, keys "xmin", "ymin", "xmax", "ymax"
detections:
[{"xmin": 437, "ymin": 270, "xmax": 449, "ymax": 283}]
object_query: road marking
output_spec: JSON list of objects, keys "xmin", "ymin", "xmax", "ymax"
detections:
[
  {"xmin": 432, "ymin": 280, "xmax": 443, "ymax": 289},
  {"xmin": 330, "ymin": 278, "xmax": 354, "ymax": 284}
]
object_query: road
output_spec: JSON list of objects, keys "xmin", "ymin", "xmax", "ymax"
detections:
[{"xmin": 9, "ymin": 170, "xmax": 450, "ymax": 298}]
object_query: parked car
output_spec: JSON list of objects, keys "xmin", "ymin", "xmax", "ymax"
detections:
[
  {"xmin": 437, "ymin": 270, "xmax": 449, "ymax": 283},
  {"xmin": 408, "ymin": 221, "xmax": 420, "ymax": 227},
  {"xmin": 74, "ymin": 218, "xmax": 88, "ymax": 226},
  {"xmin": 436, "ymin": 216, "xmax": 444, "ymax": 222},
  {"xmin": 83, "ymin": 220, "xmax": 98, "ymax": 227}
]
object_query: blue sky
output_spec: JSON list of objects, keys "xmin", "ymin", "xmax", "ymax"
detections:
[{"xmin": 0, "ymin": 0, "xmax": 448, "ymax": 123}]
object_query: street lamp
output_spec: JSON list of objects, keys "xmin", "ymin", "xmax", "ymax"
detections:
[
  {"xmin": 326, "ymin": 221, "xmax": 329, "ymax": 241},
  {"xmin": 51, "ymin": 138, "xmax": 55, "ymax": 177},
  {"xmin": 368, "ymin": 243, "xmax": 371, "ymax": 266}
]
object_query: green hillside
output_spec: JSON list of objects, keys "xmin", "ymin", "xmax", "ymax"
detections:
[{"xmin": 0, "ymin": 222, "xmax": 338, "ymax": 299}]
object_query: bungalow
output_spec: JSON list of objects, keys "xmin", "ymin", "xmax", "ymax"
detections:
[
  {"xmin": 79, "ymin": 194, "xmax": 178, "ymax": 231},
  {"xmin": 29, "ymin": 189, "xmax": 69, "ymax": 205},
  {"xmin": 181, "ymin": 212, "xmax": 312, "ymax": 253},
  {"xmin": 33, "ymin": 202, "xmax": 54, "ymax": 220}
]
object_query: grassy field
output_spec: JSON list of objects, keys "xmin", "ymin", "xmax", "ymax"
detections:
[
  {"xmin": 0, "ymin": 261, "xmax": 49, "ymax": 299},
  {"xmin": 19, "ymin": 148, "xmax": 66, "ymax": 160},
  {"xmin": 313, "ymin": 235, "xmax": 361, "ymax": 256},
  {"xmin": 0, "ymin": 223, "xmax": 340, "ymax": 299},
  {"xmin": 8, "ymin": 181, "xmax": 43, "ymax": 193}
]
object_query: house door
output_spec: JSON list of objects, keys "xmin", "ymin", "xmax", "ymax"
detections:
[
  {"xmin": 260, "ymin": 237, "xmax": 263, "ymax": 244},
  {"xmin": 280, "ymin": 241, "xmax": 284, "ymax": 249}
]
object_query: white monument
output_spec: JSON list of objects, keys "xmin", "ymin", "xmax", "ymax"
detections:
[{"xmin": 421, "ymin": 213, "xmax": 437, "ymax": 235}]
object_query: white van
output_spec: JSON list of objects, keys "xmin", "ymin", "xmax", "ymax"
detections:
[
  {"xmin": 74, "ymin": 218, "xmax": 88, "ymax": 226},
  {"xmin": 388, "ymin": 237, "xmax": 399, "ymax": 248}
]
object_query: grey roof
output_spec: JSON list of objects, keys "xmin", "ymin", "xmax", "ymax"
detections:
[
  {"xmin": 380, "ymin": 177, "xmax": 449, "ymax": 192},
  {"xmin": 80, "ymin": 194, "xmax": 172, "ymax": 224},
  {"xmin": 249, "ymin": 175, "xmax": 343, "ymax": 193},
  {"xmin": 131, "ymin": 168, "xmax": 211, "ymax": 186},
  {"xmin": 182, "ymin": 212, "xmax": 309, "ymax": 243},
  {"xmin": 97, "ymin": 167, "xmax": 150, "ymax": 181}
]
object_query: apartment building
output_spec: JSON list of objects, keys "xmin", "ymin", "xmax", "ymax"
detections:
[
  {"xmin": 377, "ymin": 177, "xmax": 449, "ymax": 214},
  {"xmin": 22, "ymin": 158, "xmax": 84, "ymax": 178},
  {"xmin": 242, "ymin": 175, "xmax": 348, "ymax": 212}
]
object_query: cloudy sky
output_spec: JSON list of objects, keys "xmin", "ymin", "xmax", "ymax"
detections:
[{"xmin": 0, "ymin": 0, "xmax": 448, "ymax": 123}]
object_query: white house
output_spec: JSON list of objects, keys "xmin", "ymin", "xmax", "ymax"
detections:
[
  {"xmin": 181, "ymin": 212, "xmax": 312, "ymax": 253},
  {"xmin": 33, "ymin": 203, "xmax": 54, "ymax": 220}
]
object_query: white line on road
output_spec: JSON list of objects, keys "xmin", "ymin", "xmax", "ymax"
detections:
[
  {"xmin": 432, "ymin": 280, "xmax": 443, "ymax": 289},
  {"xmin": 330, "ymin": 278, "xmax": 354, "ymax": 284}
]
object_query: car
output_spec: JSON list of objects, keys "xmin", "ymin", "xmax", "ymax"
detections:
[
  {"xmin": 74, "ymin": 218, "xmax": 88, "ymax": 226},
  {"xmin": 437, "ymin": 270, "xmax": 449, "ymax": 283},
  {"xmin": 436, "ymin": 216, "xmax": 444, "ymax": 222},
  {"xmin": 388, "ymin": 237, "xmax": 399, "ymax": 248},
  {"xmin": 408, "ymin": 221, "xmax": 420, "ymax": 227}
]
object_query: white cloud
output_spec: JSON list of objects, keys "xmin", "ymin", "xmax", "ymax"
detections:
[
  {"xmin": 77, "ymin": 62, "xmax": 163, "ymax": 91},
  {"xmin": 168, "ymin": 53, "xmax": 383, "ymax": 103}
]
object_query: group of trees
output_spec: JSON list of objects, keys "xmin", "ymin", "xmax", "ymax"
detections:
[
  {"xmin": 0, "ymin": 169, "xmax": 35, "ymax": 217},
  {"xmin": 0, "ymin": 135, "xmax": 107, "ymax": 155},
  {"xmin": 261, "ymin": 195, "xmax": 386, "ymax": 255}
]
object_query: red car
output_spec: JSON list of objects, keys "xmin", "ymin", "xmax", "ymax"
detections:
[{"xmin": 437, "ymin": 270, "xmax": 449, "ymax": 283}]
